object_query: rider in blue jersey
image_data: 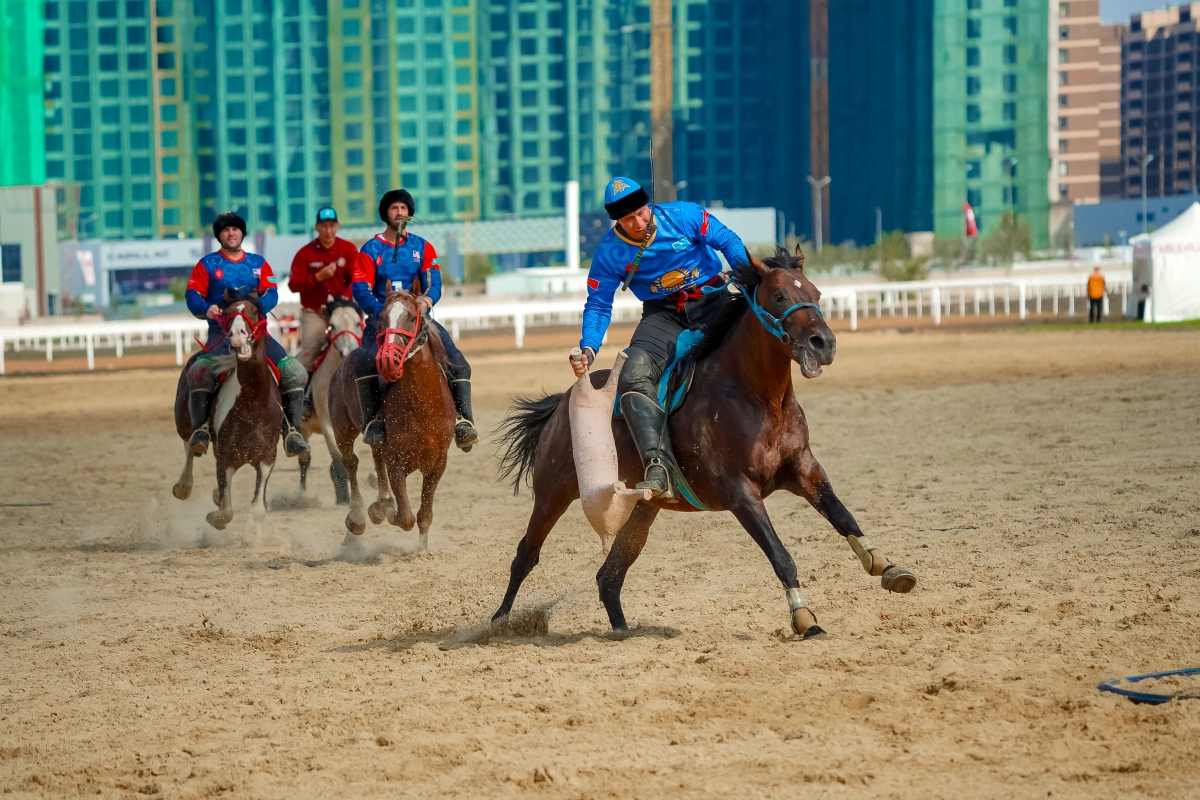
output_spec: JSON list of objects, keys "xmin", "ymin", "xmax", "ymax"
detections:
[
  {"xmin": 572, "ymin": 177, "xmax": 754, "ymax": 500},
  {"xmin": 183, "ymin": 212, "xmax": 310, "ymax": 457},
  {"xmin": 347, "ymin": 189, "xmax": 478, "ymax": 451}
]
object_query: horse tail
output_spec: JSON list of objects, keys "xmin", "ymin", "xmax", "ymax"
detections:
[{"xmin": 496, "ymin": 391, "xmax": 563, "ymax": 496}]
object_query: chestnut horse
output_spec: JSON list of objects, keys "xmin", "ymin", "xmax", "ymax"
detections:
[
  {"xmin": 298, "ymin": 296, "xmax": 365, "ymax": 503},
  {"xmin": 495, "ymin": 251, "xmax": 916, "ymax": 639},
  {"xmin": 327, "ymin": 289, "xmax": 455, "ymax": 550},
  {"xmin": 172, "ymin": 289, "xmax": 283, "ymax": 530}
]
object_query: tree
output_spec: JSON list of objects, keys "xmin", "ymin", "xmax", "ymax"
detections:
[
  {"xmin": 980, "ymin": 212, "xmax": 1032, "ymax": 266},
  {"xmin": 876, "ymin": 231, "xmax": 930, "ymax": 282},
  {"xmin": 464, "ymin": 253, "xmax": 494, "ymax": 284}
]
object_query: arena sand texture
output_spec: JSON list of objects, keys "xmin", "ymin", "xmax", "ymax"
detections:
[{"xmin": 1, "ymin": 328, "xmax": 1198, "ymax": 799}]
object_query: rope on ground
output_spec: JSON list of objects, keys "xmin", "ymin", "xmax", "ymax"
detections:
[{"xmin": 1097, "ymin": 666, "xmax": 1200, "ymax": 704}]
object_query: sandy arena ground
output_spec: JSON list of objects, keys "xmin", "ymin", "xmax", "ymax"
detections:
[{"xmin": 1, "ymin": 327, "xmax": 1199, "ymax": 798}]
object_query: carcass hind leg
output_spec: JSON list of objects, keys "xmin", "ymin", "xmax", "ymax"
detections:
[
  {"xmin": 172, "ymin": 445, "xmax": 194, "ymax": 500},
  {"xmin": 595, "ymin": 502, "xmax": 659, "ymax": 632}
]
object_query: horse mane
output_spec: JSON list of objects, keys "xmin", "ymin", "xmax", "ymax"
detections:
[
  {"xmin": 325, "ymin": 295, "xmax": 362, "ymax": 316},
  {"xmin": 675, "ymin": 246, "xmax": 799, "ymax": 368}
]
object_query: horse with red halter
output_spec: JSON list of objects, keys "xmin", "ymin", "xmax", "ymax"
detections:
[
  {"xmin": 297, "ymin": 295, "xmax": 365, "ymax": 503},
  {"xmin": 327, "ymin": 289, "xmax": 455, "ymax": 550},
  {"xmin": 172, "ymin": 289, "xmax": 283, "ymax": 529},
  {"xmin": 495, "ymin": 250, "xmax": 916, "ymax": 639}
]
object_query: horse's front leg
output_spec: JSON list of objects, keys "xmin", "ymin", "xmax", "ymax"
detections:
[
  {"xmin": 368, "ymin": 448, "xmax": 397, "ymax": 525},
  {"xmin": 790, "ymin": 448, "xmax": 916, "ymax": 594},
  {"xmin": 414, "ymin": 462, "xmax": 445, "ymax": 551},
  {"xmin": 595, "ymin": 502, "xmax": 659, "ymax": 632},
  {"xmin": 728, "ymin": 498, "xmax": 826, "ymax": 639},
  {"xmin": 172, "ymin": 445, "xmax": 194, "ymax": 500},
  {"xmin": 206, "ymin": 464, "xmax": 236, "ymax": 530},
  {"xmin": 384, "ymin": 460, "xmax": 416, "ymax": 532}
]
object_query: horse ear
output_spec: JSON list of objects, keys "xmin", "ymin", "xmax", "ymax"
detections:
[
  {"xmin": 793, "ymin": 242, "xmax": 806, "ymax": 272},
  {"xmin": 223, "ymin": 287, "xmax": 235, "ymax": 305}
]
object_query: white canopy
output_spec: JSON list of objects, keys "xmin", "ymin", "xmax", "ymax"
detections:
[{"xmin": 1131, "ymin": 201, "xmax": 1200, "ymax": 322}]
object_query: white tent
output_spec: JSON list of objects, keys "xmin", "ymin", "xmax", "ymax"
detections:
[{"xmin": 1130, "ymin": 201, "xmax": 1200, "ymax": 322}]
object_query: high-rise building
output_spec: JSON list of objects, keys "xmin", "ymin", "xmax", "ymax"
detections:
[
  {"xmin": 1121, "ymin": 4, "xmax": 1200, "ymax": 202},
  {"xmin": 828, "ymin": 0, "xmax": 1050, "ymax": 250},
  {"xmin": 33, "ymin": 0, "xmax": 812, "ymax": 242},
  {"xmin": 0, "ymin": 0, "xmax": 46, "ymax": 186},
  {"xmin": 1050, "ymin": 0, "xmax": 1121, "ymax": 205}
]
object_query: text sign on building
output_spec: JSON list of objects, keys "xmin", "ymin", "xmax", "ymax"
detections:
[{"xmin": 99, "ymin": 240, "xmax": 204, "ymax": 269}]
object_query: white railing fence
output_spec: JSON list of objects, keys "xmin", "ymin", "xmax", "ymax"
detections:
[{"xmin": 0, "ymin": 272, "xmax": 1133, "ymax": 375}]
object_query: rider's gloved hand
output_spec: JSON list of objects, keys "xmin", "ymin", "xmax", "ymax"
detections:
[
  {"xmin": 205, "ymin": 305, "xmax": 222, "ymax": 320},
  {"xmin": 569, "ymin": 346, "xmax": 595, "ymax": 378},
  {"xmin": 417, "ymin": 295, "xmax": 434, "ymax": 314}
]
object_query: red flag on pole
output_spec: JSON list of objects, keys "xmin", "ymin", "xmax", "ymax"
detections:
[{"xmin": 963, "ymin": 202, "xmax": 978, "ymax": 238}]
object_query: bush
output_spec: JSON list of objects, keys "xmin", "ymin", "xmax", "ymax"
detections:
[
  {"xmin": 169, "ymin": 276, "xmax": 188, "ymax": 301},
  {"xmin": 980, "ymin": 212, "xmax": 1032, "ymax": 266},
  {"xmin": 464, "ymin": 253, "xmax": 494, "ymax": 284}
]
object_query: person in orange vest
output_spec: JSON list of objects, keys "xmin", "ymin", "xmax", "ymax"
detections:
[{"xmin": 1087, "ymin": 267, "xmax": 1106, "ymax": 323}]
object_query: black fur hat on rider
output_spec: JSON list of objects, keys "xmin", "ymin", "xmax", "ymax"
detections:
[
  {"xmin": 378, "ymin": 189, "xmax": 416, "ymax": 221},
  {"xmin": 603, "ymin": 176, "xmax": 650, "ymax": 221},
  {"xmin": 212, "ymin": 211, "xmax": 247, "ymax": 237}
]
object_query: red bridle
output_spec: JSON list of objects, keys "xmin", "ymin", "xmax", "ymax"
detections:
[
  {"xmin": 375, "ymin": 308, "xmax": 424, "ymax": 382},
  {"xmin": 222, "ymin": 310, "xmax": 268, "ymax": 340},
  {"xmin": 327, "ymin": 318, "xmax": 364, "ymax": 347}
]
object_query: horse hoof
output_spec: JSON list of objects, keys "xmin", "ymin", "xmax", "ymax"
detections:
[
  {"xmin": 802, "ymin": 625, "xmax": 829, "ymax": 641},
  {"xmin": 345, "ymin": 516, "xmax": 366, "ymax": 536},
  {"xmin": 367, "ymin": 504, "xmax": 386, "ymax": 525},
  {"xmin": 172, "ymin": 483, "xmax": 191, "ymax": 500},
  {"xmin": 395, "ymin": 512, "xmax": 416, "ymax": 531},
  {"xmin": 205, "ymin": 512, "xmax": 229, "ymax": 530},
  {"xmin": 881, "ymin": 565, "xmax": 917, "ymax": 594}
]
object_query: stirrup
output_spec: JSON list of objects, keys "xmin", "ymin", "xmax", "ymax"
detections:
[
  {"xmin": 188, "ymin": 425, "xmax": 210, "ymax": 457},
  {"xmin": 636, "ymin": 459, "xmax": 675, "ymax": 502},
  {"xmin": 454, "ymin": 419, "xmax": 478, "ymax": 452},
  {"xmin": 284, "ymin": 429, "xmax": 310, "ymax": 456},
  {"xmin": 363, "ymin": 418, "xmax": 386, "ymax": 447}
]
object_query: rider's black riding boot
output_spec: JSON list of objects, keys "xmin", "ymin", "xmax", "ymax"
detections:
[
  {"xmin": 301, "ymin": 369, "xmax": 315, "ymax": 422},
  {"xmin": 187, "ymin": 389, "xmax": 214, "ymax": 457},
  {"xmin": 355, "ymin": 375, "xmax": 386, "ymax": 446},
  {"xmin": 281, "ymin": 389, "xmax": 311, "ymax": 457},
  {"xmin": 449, "ymin": 379, "xmax": 479, "ymax": 452},
  {"xmin": 619, "ymin": 391, "xmax": 675, "ymax": 501}
]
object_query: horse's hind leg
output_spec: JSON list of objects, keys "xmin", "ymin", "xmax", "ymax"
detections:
[
  {"xmin": 413, "ymin": 464, "xmax": 445, "ymax": 551},
  {"xmin": 791, "ymin": 449, "xmax": 916, "ymax": 594},
  {"xmin": 206, "ymin": 465, "xmax": 236, "ymax": 530},
  {"xmin": 729, "ymin": 499, "xmax": 826, "ymax": 640},
  {"xmin": 368, "ymin": 449, "xmax": 397, "ymax": 525},
  {"xmin": 493, "ymin": 481, "xmax": 577, "ymax": 622},
  {"xmin": 172, "ymin": 445, "xmax": 194, "ymax": 500},
  {"xmin": 595, "ymin": 502, "xmax": 660, "ymax": 632},
  {"xmin": 298, "ymin": 448, "xmax": 310, "ymax": 494},
  {"xmin": 253, "ymin": 460, "xmax": 273, "ymax": 520},
  {"xmin": 342, "ymin": 445, "xmax": 366, "ymax": 535}
]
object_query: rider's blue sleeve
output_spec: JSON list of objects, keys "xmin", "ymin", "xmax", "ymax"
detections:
[
  {"xmin": 352, "ymin": 279, "xmax": 382, "ymax": 317},
  {"xmin": 695, "ymin": 208, "xmax": 749, "ymax": 267},
  {"xmin": 258, "ymin": 285, "xmax": 278, "ymax": 315},
  {"xmin": 185, "ymin": 288, "xmax": 209, "ymax": 318},
  {"xmin": 580, "ymin": 257, "xmax": 621, "ymax": 354}
]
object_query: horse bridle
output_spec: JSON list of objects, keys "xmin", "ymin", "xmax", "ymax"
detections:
[
  {"xmin": 222, "ymin": 308, "xmax": 267, "ymax": 341},
  {"xmin": 326, "ymin": 306, "xmax": 365, "ymax": 347},
  {"xmin": 737, "ymin": 279, "xmax": 823, "ymax": 344},
  {"xmin": 377, "ymin": 304, "xmax": 428, "ymax": 365}
]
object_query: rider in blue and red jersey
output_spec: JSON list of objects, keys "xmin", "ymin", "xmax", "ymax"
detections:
[
  {"xmin": 183, "ymin": 211, "xmax": 310, "ymax": 458},
  {"xmin": 571, "ymin": 177, "xmax": 755, "ymax": 500},
  {"xmin": 347, "ymin": 188, "xmax": 478, "ymax": 451}
]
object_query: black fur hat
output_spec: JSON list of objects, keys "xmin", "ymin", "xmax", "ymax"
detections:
[
  {"xmin": 212, "ymin": 211, "xmax": 247, "ymax": 236},
  {"xmin": 378, "ymin": 189, "xmax": 416, "ymax": 221}
]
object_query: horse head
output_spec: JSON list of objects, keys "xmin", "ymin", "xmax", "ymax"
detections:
[
  {"xmin": 323, "ymin": 295, "xmax": 365, "ymax": 357},
  {"xmin": 375, "ymin": 289, "xmax": 427, "ymax": 382},
  {"xmin": 221, "ymin": 288, "xmax": 266, "ymax": 361},
  {"xmin": 737, "ymin": 247, "xmax": 836, "ymax": 378}
]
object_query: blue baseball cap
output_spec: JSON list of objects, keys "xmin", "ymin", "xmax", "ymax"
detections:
[{"xmin": 316, "ymin": 206, "xmax": 338, "ymax": 223}]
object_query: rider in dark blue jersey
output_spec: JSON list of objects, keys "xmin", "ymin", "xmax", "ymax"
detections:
[{"xmin": 347, "ymin": 189, "xmax": 478, "ymax": 450}]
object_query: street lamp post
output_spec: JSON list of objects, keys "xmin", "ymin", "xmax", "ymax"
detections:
[
  {"xmin": 806, "ymin": 175, "xmax": 831, "ymax": 252},
  {"xmin": 1139, "ymin": 154, "xmax": 1154, "ymax": 233}
]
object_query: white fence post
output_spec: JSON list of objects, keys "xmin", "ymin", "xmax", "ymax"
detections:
[
  {"xmin": 46, "ymin": 336, "xmax": 53, "ymax": 362},
  {"xmin": 174, "ymin": 330, "xmax": 183, "ymax": 365},
  {"xmin": 86, "ymin": 333, "xmax": 94, "ymax": 370},
  {"xmin": 931, "ymin": 286, "xmax": 941, "ymax": 326},
  {"xmin": 1018, "ymin": 283, "xmax": 1027, "ymax": 319},
  {"xmin": 514, "ymin": 313, "xmax": 526, "ymax": 349},
  {"xmin": 849, "ymin": 291, "xmax": 858, "ymax": 331}
]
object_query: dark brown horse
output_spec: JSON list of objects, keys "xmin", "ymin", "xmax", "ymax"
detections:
[
  {"xmin": 172, "ymin": 289, "xmax": 283, "ymax": 529},
  {"xmin": 495, "ymin": 250, "xmax": 916, "ymax": 639},
  {"xmin": 327, "ymin": 289, "xmax": 455, "ymax": 549}
]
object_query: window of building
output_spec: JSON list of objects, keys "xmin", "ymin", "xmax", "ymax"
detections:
[
  {"xmin": 522, "ymin": 165, "xmax": 539, "ymax": 183},
  {"xmin": 1058, "ymin": 48, "xmax": 1068, "ymax": 64},
  {"xmin": 1058, "ymin": 2, "xmax": 1068, "ymax": 17},
  {"xmin": 966, "ymin": 47, "xmax": 980, "ymax": 67},
  {"xmin": 967, "ymin": 76, "xmax": 980, "ymax": 95},
  {"xmin": 1058, "ymin": 93, "xmax": 1068, "ymax": 107},
  {"xmin": 1058, "ymin": 162, "xmax": 1068, "ymax": 176},
  {"xmin": 0, "ymin": 244, "xmax": 21, "ymax": 283},
  {"xmin": 342, "ymin": 18, "xmax": 359, "ymax": 37},
  {"xmin": 348, "ymin": 199, "xmax": 365, "ymax": 217},
  {"xmin": 347, "ymin": 148, "xmax": 364, "ymax": 166},
  {"xmin": 1004, "ymin": 16, "xmax": 1017, "ymax": 35},
  {"xmin": 456, "ymin": 170, "xmax": 472, "ymax": 187},
  {"xmin": 967, "ymin": 0, "xmax": 980, "ymax": 8},
  {"xmin": 1005, "ymin": 74, "xmax": 1018, "ymax": 92},
  {"xmin": 1059, "ymin": 25, "xmax": 1069, "ymax": 39},
  {"xmin": 344, "ymin": 96, "xmax": 362, "ymax": 114},
  {"xmin": 966, "ymin": 160, "xmax": 981, "ymax": 179},
  {"xmin": 1059, "ymin": 71, "xmax": 1068, "ymax": 86},
  {"xmin": 429, "ymin": 172, "xmax": 445, "ymax": 188},
  {"xmin": 1003, "ymin": 102, "xmax": 1017, "ymax": 121},
  {"xmin": 347, "ymin": 174, "xmax": 364, "ymax": 191},
  {"xmin": 456, "ymin": 118, "xmax": 471, "ymax": 135},
  {"xmin": 967, "ymin": 104, "xmax": 981, "ymax": 123},
  {"xmin": 967, "ymin": 189, "xmax": 982, "ymax": 207},
  {"xmin": 1058, "ymin": 139, "xmax": 1068, "ymax": 153}
]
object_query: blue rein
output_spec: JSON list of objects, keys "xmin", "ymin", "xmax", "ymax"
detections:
[{"xmin": 736, "ymin": 280, "xmax": 823, "ymax": 342}]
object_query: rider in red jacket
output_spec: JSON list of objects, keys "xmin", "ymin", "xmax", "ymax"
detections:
[{"xmin": 288, "ymin": 206, "xmax": 359, "ymax": 373}]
